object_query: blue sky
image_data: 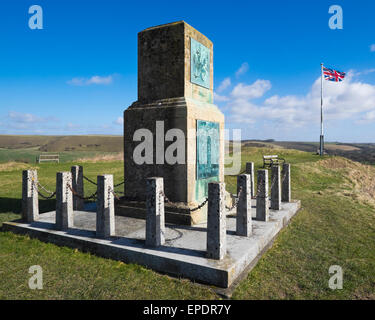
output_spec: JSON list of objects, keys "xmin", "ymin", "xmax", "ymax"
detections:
[{"xmin": 0, "ymin": 0, "xmax": 374, "ymax": 142}]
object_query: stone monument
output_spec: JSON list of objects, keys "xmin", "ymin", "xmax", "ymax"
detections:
[{"xmin": 119, "ymin": 21, "xmax": 224, "ymax": 225}]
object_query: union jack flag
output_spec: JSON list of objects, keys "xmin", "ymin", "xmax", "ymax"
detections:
[{"xmin": 323, "ymin": 66, "xmax": 346, "ymax": 82}]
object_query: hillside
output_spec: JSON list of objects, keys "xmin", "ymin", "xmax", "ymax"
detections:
[
  {"xmin": 242, "ymin": 140, "xmax": 375, "ymax": 165},
  {"xmin": 0, "ymin": 146, "xmax": 374, "ymax": 299},
  {"xmin": 0, "ymin": 135, "xmax": 123, "ymax": 152}
]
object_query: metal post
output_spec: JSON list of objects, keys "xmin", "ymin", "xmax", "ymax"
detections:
[{"xmin": 320, "ymin": 62, "xmax": 324, "ymax": 156}]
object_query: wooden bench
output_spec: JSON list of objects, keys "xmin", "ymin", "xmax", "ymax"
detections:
[
  {"xmin": 37, "ymin": 154, "xmax": 59, "ymax": 164},
  {"xmin": 263, "ymin": 155, "xmax": 285, "ymax": 168}
]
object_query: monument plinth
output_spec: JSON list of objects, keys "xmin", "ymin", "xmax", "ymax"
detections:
[{"xmin": 119, "ymin": 21, "xmax": 224, "ymax": 225}]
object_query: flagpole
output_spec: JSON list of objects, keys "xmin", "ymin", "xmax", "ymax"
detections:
[{"xmin": 320, "ymin": 63, "xmax": 324, "ymax": 156}]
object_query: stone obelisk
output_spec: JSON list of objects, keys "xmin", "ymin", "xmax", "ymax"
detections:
[{"xmin": 120, "ymin": 21, "xmax": 224, "ymax": 225}]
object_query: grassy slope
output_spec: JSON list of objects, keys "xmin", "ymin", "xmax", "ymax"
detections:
[
  {"xmin": 0, "ymin": 135, "xmax": 123, "ymax": 164},
  {"xmin": 0, "ymin": 147, "xmax": 374, "ymax": 299}
]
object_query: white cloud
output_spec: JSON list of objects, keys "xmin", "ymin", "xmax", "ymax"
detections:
[
  {"xmin": 231, "ymin": 80, "xmax": 272, "ymax": 99},
  {"xmin": 65, "ymin": 122, "xmax": 80, "ymax": 130},
  {"xmin": 8, "ymin": 111, "xmax": 43, "ymax": 123},
  {"xmin": 355, "ymin": 68, "xmax": 375, "ymax": 76},
  {"xmin": 0, "ymin": 112, "xmax": 61, "ymax": 133},
  {"xmin": 214, "ymin": 92, "xmax": 229, "ymax": 102},
  {"xmin": 220, "ymin": 75, "xmax": 375, "ymax": 127},
  {"xmin": 217, "ymin": 77, "xmax": 231, "ymax": 93},
  {"xmin": 67, "ymin": 75, "xmax": 113, "ymax": 86},
  {"xmin": 8, "ymin": 111, "xmax": 58, "ymax": 124},
  {"xmin": 370, "ymin": 44, "xmax": 375, "ymax": 52},
  {"xmin": 235, "ymin": 62, "xmax": 249, "ymax": 77},
  {"xmin": 113, "ymin": 117, "xmax": 123, "ymax": 125},
  {"xmin": 357, "ymin": 110, "xmax": 375, "ymax": 124}
]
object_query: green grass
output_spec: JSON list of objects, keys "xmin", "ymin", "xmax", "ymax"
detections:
[
  {"xmin": 0, "ymin": 135, "xmax": 123, "ymax": 151},
  {"xmin": 0, "ymin": 135, "xmax": 123, "ymax": 164},
  {"xmin": 0, "ymin": 147, "xmax": 121, "ymax": 164},
  {"xmin": 0, "ymin": 147, "xmax": 374, "ymax": 299}
]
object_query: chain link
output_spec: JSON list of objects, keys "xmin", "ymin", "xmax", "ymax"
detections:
[
  {"xmin": 37, "ymin": 182, "xmax": 55, "ymax": 195},
  {"xmin": 66, "ymin": 183, "xmax": 97, "ymax": 200},
  {"xmin": 83, "ymin": 175, "xmax": 125, "ymax": 188},
  {"xmin": 29, "ymin": 178, "xmax": 55, "ymax": 199},
  {"xmin": 27, "ymin": 176, "xmax": 125, "ymax": 201},
  {"xmin": 29, "ymin": 179, "xmax": 57, "ymax": 199},
  {"xmin": 160, "ymin": 190, "xmax": 208, "ymax": 212},
  {"xmin": 225, "ymin": 186, "xmax": 243, "ymax": 211},
  {"xmin": 108, "ymin": 186, "xmax": 121, "ymax": 201},
  {"xmin": 114, "ymin": 181, "xmax": 125, "ymax": 187},
  {"xmin": 83, "ymin": 175, "xmax": 98, "ymax": 185}
]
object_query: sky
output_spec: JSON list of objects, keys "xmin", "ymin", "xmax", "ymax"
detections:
[{"xmin": 0, "ymin": 0, "xmax": 374, "ymax": 142}]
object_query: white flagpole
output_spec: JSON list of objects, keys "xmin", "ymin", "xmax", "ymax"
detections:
[{"xmin": 320, "ymin": 63, "xmax": 324, "ymax": 156}]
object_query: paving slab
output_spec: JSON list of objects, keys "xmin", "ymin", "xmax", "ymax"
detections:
[{"xmin": 2, "ymin": 199, "xmax": 301, "ymax": 288}]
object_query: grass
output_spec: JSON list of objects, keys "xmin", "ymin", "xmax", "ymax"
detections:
[
  {"xmin": 0, "ymin": 135, "xmax": 123, "ymax": 152},
  {"xmin": 0, "ymin": 147, "xmax": 122, "ymax": 164},
  {"xmin": 0, "ymin": 135, "xmax": 123, "ymax": 164},
  {"xmin": 0, "ymin": 147, "xmax": 374, "ymax": 299}
]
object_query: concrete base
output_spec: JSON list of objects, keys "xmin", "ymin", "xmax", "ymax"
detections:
[{"xmin": 2, "ymin": 200, "xmax": 301, "ymax": 288}]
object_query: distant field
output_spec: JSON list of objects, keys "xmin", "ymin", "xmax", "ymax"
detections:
[
  {"xmin": 1, "ymin": 135, "xmax": 374, "ymax": 165},
  {"xmin": 243, "ymin": 140, "xmax": 375, "ymax": 165},
  {"xmin": 0, "ymin": 135, "xmax": 123, "ymax": 163},
  {"xmin": 0, "ymin": 135, "xmax": 123, "ymax": 152}
]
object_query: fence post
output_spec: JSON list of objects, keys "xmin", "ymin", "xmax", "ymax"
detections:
[
  {"xmin": 22, "ymin": 170, "xmax": 39, "ymax": 222},
  {"xmin": 71, "ymin": 165, "xmax": 84, "ymax": 211},
  {"xmin": 56, "ymin": 172, "xmax": 74, "ymax": 230},
  {"xmin": 256, "ymin": 169, "xmax": 269, "ymax": 222},
  {"xmin": 207, "ymin": 182, "xmax": 226, "ymax": 260},
  {"xmin": 146, "ymin": 177, "xmax": 165, "ymax": 247},
  {"xmin": 271, "ymin": 165, "xmax": 281, "ymax": 210},
  {"xmin": 246, "ymin": 162, "xmax": 255, "ymax": 198},
  {"xmin": 96, "ymin": 174, "xmax": 115, "ymax": 238},
  {"xmin": 236, "ymin": 174, "xmax": 252, "ymax": 236},
  {"xmin": 282, "ymin": 163, "xmax": 291, "ymax": 202}
]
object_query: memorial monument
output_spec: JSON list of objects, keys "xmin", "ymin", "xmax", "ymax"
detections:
[{"xmin": 119, "ymin": 21, "xmax": 225, "ymax": 225}]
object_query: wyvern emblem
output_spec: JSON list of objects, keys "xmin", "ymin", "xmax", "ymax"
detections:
[{"xmin": 191, "ymin": 38, "xmax": 210, "ymax": 88}]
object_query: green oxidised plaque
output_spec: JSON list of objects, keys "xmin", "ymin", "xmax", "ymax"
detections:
[
  {"xmin": 196, "ymin": 120, "xmax": 219, "ymax": 179},
  {"xmin": 196, "ymin": 120, "xmax": 219, "ymax": 201},
  {"xmin": 190, "ymin": 38, "xmax": 210, "ymax": 89}
]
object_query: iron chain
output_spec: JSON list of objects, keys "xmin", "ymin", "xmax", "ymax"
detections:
[
  {"xmin": 67, "ymin": 183, "xmax": 97, "ymax": 200},
  {"xmin": 225, "ymin": 186, "xmax": 243, "ymax": 211},
  {"xmin": 160, "ymin": 190, "xmax": 208, "ymax": 213}
]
